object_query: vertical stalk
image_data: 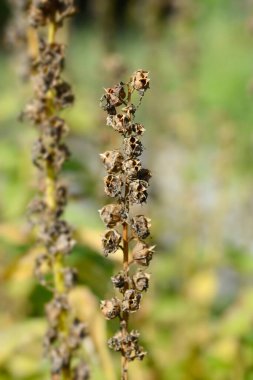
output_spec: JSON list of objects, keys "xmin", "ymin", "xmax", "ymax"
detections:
[
  {"xmin": 46, "ymin": 19, "xmax": 70, "ymax": 380},
  {"xmin": 121, "ymin": 220, "xmax": 129, "ymax": 380}
]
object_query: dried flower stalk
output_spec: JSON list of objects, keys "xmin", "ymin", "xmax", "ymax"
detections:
[
  {"xmin": 22, "ymin": 1, "xmax": 89, "ymax": 379},
  {"xmin": 99, "ymin": 70, "xmax": 154, "ymax": 379}
]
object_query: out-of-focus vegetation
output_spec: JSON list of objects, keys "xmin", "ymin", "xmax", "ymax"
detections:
[{"xmin": 2, "ymin": 0, "xmax": 253, "ymax": 379}]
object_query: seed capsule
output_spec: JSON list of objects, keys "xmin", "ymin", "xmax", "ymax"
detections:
[
  {"xmin": 102, "ymin": 229, "xmax": 121, "ymax": 256},
  {"xmin": 107, "ymin": 114, "xmax": 130, "ymax": 134},
  {"xmin": 111, "ymin": 271, "xmax": 126, "ymax": 292},
  {"xmin": 122, "ymin": 159, "xmax": 142, "ymax": 178},
  {"xmin": 129, "ymin": 180, "xmax": 148, "ymax": 204},
  {"xmin": 100, "ymin": 150, "xmax": 124, "ymax": 173},
  {"xmin": 132, "ymin": 242, "xmax": 155, "ymax": 266},
  {"xmin": 133, "ymin": 271, "xmax": 150, "ymax": 292},
  {"xmin": 73, "ymin": 361, "xmax": 90, "ymax": 380},
  {"xmin": 122, "ymin": 289, "xmax": 141, "ymax": 313},
  {"xmin": 131, "ymin": 215, "xmax": 151, "ymax": 239},
  {"xmin": 100, "ymin": 298, "xmax": 121, "ymax": 319},
  {"xmin": 123, "ymin": 136, "xmax": 143, "ymax": 158},
  {"xmin": 104, "ymin": 174, "xmax": 123, "ymax": 198},
  {"xmin": 99, "ymin": 203, "xmax": 123, "ymax": 228},
  {"xmin": 131, "ymin": 69, "xmax": 150, "ymax": 95},
  {"xmin": 129, "ymin": 123, "xmax": 145, "ymax": 136}
]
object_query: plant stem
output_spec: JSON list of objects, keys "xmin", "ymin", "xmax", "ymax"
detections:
[
  {"xmin": 45, "ymin": 19, "xmax": 71, "ymax": 380},
  {"xmin": 121, "ymin": 88, "xmax": 133, "ymax": 380}
]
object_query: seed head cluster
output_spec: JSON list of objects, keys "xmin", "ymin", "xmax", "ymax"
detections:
[
  {"xmin": 23, "ymin": 1, "xmax": 89, "ymax": 379},
  {"xmin": 99, "ymin": 70, "xmax": 154, "ymax": 375}
]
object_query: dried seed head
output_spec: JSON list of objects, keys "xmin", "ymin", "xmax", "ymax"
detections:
[
  {"xmin": 100, "ymin": 150, "xmax": 124, "ymax": 173},
  {"xmin": 111, "ymin": 271, "xmax": 126, "ymax": 292},
  {"xmin": 123, "ymin": 136, "xmax": 143, "ymax": 158},
  {"xmin": 129, "ymin": 123, "xmax": 145, "ymax": 136},
  {"xmin": 122, "ymin": 289, "xmax": 141, "ymax": 313},
  {"xmin": 41, "ymin": 220, "xmax": 75, "ymax": 256},
  {"xmin": 107, "ymin": 114, "xmax": 130, "ymax": 134},
  {"xmin": 43, "ymin": 116, "xmax": 69, "ymax": 144},
  {"xmin": 104, "ymin": 83, "xmax": 126, "ymax": 107},
  {"xmin": 122, "ymin": 159, "xmax": 142, "ymax": 178},
  {"xmin": 100, "ymin": 298, "xmax": 121, "ymax": 319},
  {"xmin": 131, "ymin": 215, "xmax": 151, "ymax": 239},
  {"xmin": 108, "ymin": 330, "xmax": 146, "ymax": 361},
  {"xmin": 99, "ymin": 203, "xmax": 123, "ymax": 228},
  {"xmin": 34, "ymin": 253, "xmax": 51, "ymax": 285},
  {"xmin": 132, "ymin": 242, "xmax": 155, "ymax": 266},
  {"xmin": 137, "ymin": 168, "xmax": 152, "ymax": 183},
  {"xmin": 50, "ymin": 344, "xmax": 70, "ymax": 375},
  {"xmin": 63, "ymin": 267, "xmax": 78, "ymax": 289},
  {"xmin": 43, "ymin": 327, "xmax": 58, "ymax": 351},
  {"xmin": 133, "ymin": 271, "xmax": 150, "ymax": 292},
  {"xmin": 104, "ymin": 174, "xmax": 123, "ymax": 198},
  {"xmin": 102, "ymin": 229, "xmax": 121, "ymax": 256},
  {"xmin": 129, "ymin": 180, "xmax": 148, "ymax": 204},
  {"xmin": 69, "ymin": 318, "xmax": 87, "ymax": 349},
  {"xmin": 46, "ymin": 295, "xmax": 69, "ymax": 327},
  {"xmin": 73, "ymin": 361, "xmax": 90, "ymax": 380},
  {"xmin": 108, "ymin": 331, "xmax": 122, "ymax": 352},
  {"xmin": 131, "ymin": 70, "xmax": 150, "ymax": 95}
]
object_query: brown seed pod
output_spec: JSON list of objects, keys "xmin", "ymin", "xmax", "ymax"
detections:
[
  {"xmin": 131, "ymin": 70, "xmax": 150, "ymax": 95},
  {"xmin": 123, "ymin": 136, "xmax": 143, "ymax": 158},
  {"xmin": 131, "ymin": 215, "xmax": 151, "ymax": 239},
  {"xmin": 100, "ymin": 150, "xmax": 124, "ymax": 173},
  {"xmin": 102, "ymin": 229, "xmax": 121, "ymax": 256},
  {"xmin": 99, "ymin": 203, "xmax": 123, "ymax": 228},
  {"xmin": 73, "ymin": 361, "xmax": 90, "ymax": 380},
  {"xmin": 133, "ymin": 271, "xmax": 150, "ymax": 292},
  {"xmin": 104, "ymin": 174, "xmax": 123, "ymax": 198},
  {"xmin": 122, "ymin": 289, "xmax": 142, "ymax": 313},
  {"xmin": 128, "ymin": 123, "xmax": 145, "ymax": 136},
  {"xmin": 62, "ymin": 267, "xmax": 78, "ymax": 289},
  {"xmin": 107, "ymin": 113, "xmax": 130, "ymax": 134},
  {"xmin": 68, "ymin": 318, "xmax": 87, "ymax": 349},
  {"xmin": 132, "ymin": 242, "xmax": 155, "ymax": 266},
  {"xmin": 129, "ymin": 180, "xmax": 148, "ymax": 204},
  {"xmin": 111, "ymin": 271, "xmax": 126, "ymax": 292},
  {"xmin": 104, "ymin": 83, "xmax": 126, "ymax": 107},
  {"xmin": 100, "ymin": 298, "xmax": 121, "ymax": 320},
  {"xmin": 46, "ymin": 295, "xmax": 69, "ymax": 328},
  {"xmin": 122, "ymin": 158, "xmax": 142, "ymax": 178}
]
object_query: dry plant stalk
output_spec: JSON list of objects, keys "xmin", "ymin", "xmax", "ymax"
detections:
[
  {"xmin": 21, "ymin": 1, "xmax": 89, "ymax": 379},
  {"xmin": 99, "ymin": 70, "xmax": 154, "ymax": 380}
]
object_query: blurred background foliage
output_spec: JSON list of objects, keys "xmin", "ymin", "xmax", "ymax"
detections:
[{"xmin": 1, "ymin": 0, "xmax": 253, "ymax": 379}]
